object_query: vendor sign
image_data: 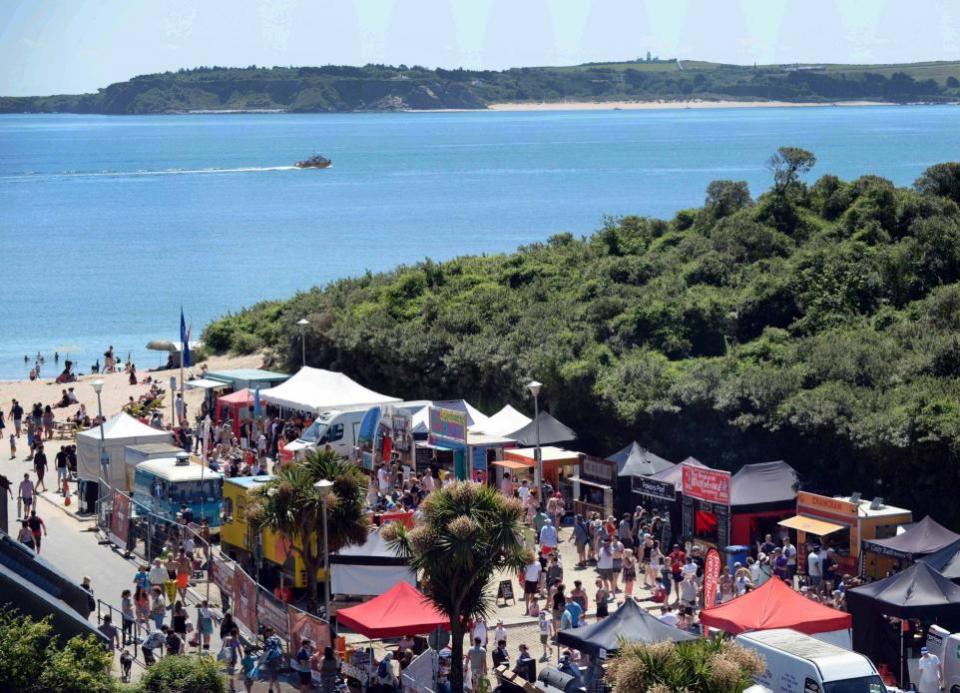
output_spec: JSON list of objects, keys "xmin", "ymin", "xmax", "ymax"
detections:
[
  {"xmin": 287, "ymin": 606, "xmax": 331, "ymax": 655},
  {"xmin": 682, "ymin": 465, "xmax": 731, "ymax": 505},
  {"xmin": 428, "ymin": 407, "xmax": 467, "ymax": 445},
  {"xmin": 632, "ymin": 475, "xmax": 676, "ymax": 501}
]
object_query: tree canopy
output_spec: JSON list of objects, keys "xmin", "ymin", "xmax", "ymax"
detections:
[{"xmin": 206, "ymin": 156, "xmax": 960, "ymax": 529}]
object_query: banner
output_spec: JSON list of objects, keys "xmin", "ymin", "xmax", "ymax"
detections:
[
  {"xmin": 287, "ymin": 607, "xmax": 331, "ymax": 660},
  {"xmin": 704, "ymin": 548, "xmax": 722, "ymax": 609},
  {"xmin": 210, "ymin": 555, "xmax": 235, "ymax": 596},
  {"xmin": 109, "ymin": 491, "xmax": 131, "ymax": 548},
  {"xmin": 682, "ymin": 464, "xmax": 731, "ymax": 505},
  {"xmin": 631, "ymin": 475, "xmax": 676, "ymax": 501},
  {"xmin": 257, "ymin": 590, "xmax": 290, "ymax": 639},
  {"xmin": 428, "ymin": 407, "xmax": 467, "ymax": 446},
  {"xmin": 233, "ymin": 568, "xmax": 259, "ymax": 633}
]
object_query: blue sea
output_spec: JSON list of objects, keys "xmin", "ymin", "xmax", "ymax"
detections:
[{"xmin": 1, "ymin": 106, "xmax": 958, "ymax": 380}]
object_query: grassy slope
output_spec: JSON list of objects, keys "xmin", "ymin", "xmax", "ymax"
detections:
[{"xmin": 204, "ymin": 158, "xmax": 960, "ymax": 527}]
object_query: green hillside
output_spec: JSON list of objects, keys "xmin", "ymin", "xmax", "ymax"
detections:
[
  {"xmin": 3, "ymin": 59, "xmax": 960, "ymax": 114},
  {"xmin": 204, "ymin": 154, "xmax": 960, "ymax": 527}
]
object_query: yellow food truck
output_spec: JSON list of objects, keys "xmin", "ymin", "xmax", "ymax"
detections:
[{"xmin": 221, "ymin": 475, "xmax": 328, "ymax": 589}]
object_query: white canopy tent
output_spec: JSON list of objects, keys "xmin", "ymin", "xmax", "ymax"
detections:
[
  {"xmin": 76, "ymin": 413, "xmax": 174, "ymax": 492},
  {"xmin": 258, "ymin": 366, "xmax": 400, "ymax": 414},
  {"xmin": 330, "ymin": 527, "xmax": 416, "ymax": 596},
  {"xmin": 470, "ymin": 404, "xmax": 531, "ymax": 437}
]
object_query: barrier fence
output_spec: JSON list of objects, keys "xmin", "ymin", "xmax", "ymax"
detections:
[{"xmin": 95, "ymin": 488, "xmax": 213, "ymax": 603}]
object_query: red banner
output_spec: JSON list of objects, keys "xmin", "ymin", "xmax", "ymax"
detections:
[
  {"xmin": 233, "ymin": 569, "xmax": 259, "ymax": 634},
  {"xmin": 109, "ymin": 491, "xmax": 131, "ymax": 548},
  {"xmin": 682, "ymin": 465, "xmax": 731, "ymax": 505},
  {"xmin": 704, "ymin": 548, "xmax": 722, "ymax": 609},
  {"xmin": 288, "ymin": 607, "xmax": 331, "ymax": 665}
]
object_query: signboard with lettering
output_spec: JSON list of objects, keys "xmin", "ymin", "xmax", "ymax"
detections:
[
  {"xmin": 210, "ymin": 555, "xmax": 235, "ymax": 596},
  {"xmin": 287, "ymin": 607, "xmax": 331, "ymax": 661},
  {"xmin": 682, "ymin": 465, "xmax": 731, "ymax": 505},
  {"xmin": 704, "ymin": 548, "xmax": 722, "ymax": 609},
  {"xmin": 796, "ymin": 492, "xmax": 858, "ymax": 520},
  {"xmin": 257, "ymin": 590, "xmax": 290, "ymax": 639},
  {"xmin": 428, "ymin": 407, "xmax": 467, "ymax": 446},
  {"xmin": 471, "ymin": 446, "xmax": 488, "ymax": 471},
  {"xmin": 415, "ymin": 445, "xmax": 433, "ymax": 472},
  {"xmin": 580, "ymin": 456, "xmax": 617, "ymax": 485},
  {"xmin": 233, "ymin": 568, "xmax": 259, "ymax": 634},
  {"xmin": 715, "ymin": 504, "xmax": 731, "ymax": 549},
  {"xmin": 631, "ymin": 475, "xmax": 676, "ymax": 501},
  {"xmin": 108, "ymin": 491, "xmax": 131, "ymax": 549}
]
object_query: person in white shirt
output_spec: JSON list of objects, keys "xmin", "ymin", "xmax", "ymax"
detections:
[
  {"xmin": 917, "ymin": 646, "xmax": 942, "ymax": 693},
  {"xmin": 807, "ymin": 545, "xmax": 822, "ymax": 592},
  {"xmin": 782, "ymin": 538, "xmax": 798, "ymax": 580},
  {"xmin": 523, "ymin": 559, "xmax": 542, "ymax": 615},
  {"xmin": 518, "ymin": 479, "xmax": 530, "ymax": 504},
  {"xmin": 494, "ymin": 619, "xmax": 507, "ymax": 645},
  {"xmin": 500, "ymin": 472, "xmax": 514, "ymax": 496},
  {"xmin": 658, "ymin": 604, "xmax": 679, "ymax": 627},
  {"xmin": 17, "ymin": 474, "xmax": 34, "ymax": 519},
  {"xmin": 377, "ymin": 464, "xmax": 391, "ymax": 494},
  {"xmin": 421, "ymin": 471, "xmax": 435, "ymax": 493}
]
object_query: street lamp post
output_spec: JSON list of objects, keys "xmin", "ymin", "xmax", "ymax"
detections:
[
  {"xmin": 527, "ymin": 380, "xmax": 543, "ymax": 509},
  {"xmin": 314, "ymin": 479, "xmax": 334, "ymax": 619},
  {"xmin": 297, "ymin": 318, "xmax": 309, "ymax": 368},
  {"xmin": 92, "ymin": 379, "xmax": 107, "ymax": 511}
]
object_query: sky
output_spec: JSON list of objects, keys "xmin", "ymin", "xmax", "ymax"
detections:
[{"xmin": 2, "ymin": 0, "xmax": 959, "ymax": 96}]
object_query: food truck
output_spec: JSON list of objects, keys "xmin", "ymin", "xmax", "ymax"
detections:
[
  {"xmin": 131, "ymin": 455, "xmax": 223, "ymax": 527},
  {"xmin": 570, "ymin": 455, "xmax": 617, "ymax": 520},
  {"xmin": 220, "ymin": 475, "xmax": 328, "ymax": 590},
  {"xmin": 778, "ymin": 492, "xmax": 912, "ymax": 578}
]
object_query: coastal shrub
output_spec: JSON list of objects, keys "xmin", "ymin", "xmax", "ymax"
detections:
[
  {"xmin": 203, "ymin": 157, "xmax": 960, "ymax": 529},
  {"xmin": 137, "ymin": 654, "xmax": 225, "ymax": 693}
]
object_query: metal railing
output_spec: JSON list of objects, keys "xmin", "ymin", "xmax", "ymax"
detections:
[
  {"xmin": 96, "ymin": 598, "xmax": 146, "ymax": 665},
  {"xmin": 95, "ymin": 489, "xmax": 213, "ymax": 604}
]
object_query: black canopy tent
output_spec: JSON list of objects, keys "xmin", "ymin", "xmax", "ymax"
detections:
[
  {"xmin": 861, "ymin": 515, "xmax": 960, "ymax": 560},
  {"xmin": 729, "ymin": 460, "xmax": 799, "ymax": 546},
  {"xmin": 504, "ymin": 411, "xmax": 577, "ymax": 446},
  {"xmin": 557, "ymin": 598, "xmax": 697, "ymax": 657},
  {"xmin": 920, "ymin": 538, "xmax": 960, "ymax": 580},
  {"xmin": 847, "ymin": 562, "xmax": 960, "ymax": 687},
  {"xmin": 637, "ymin": 456, "xmax": 709, "ymax": 547},
  {"xmin": 608, "ymin": 442, "xmax": 675, "ymax": 516}
]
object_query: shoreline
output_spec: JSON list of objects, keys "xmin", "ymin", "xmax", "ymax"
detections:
[{"xmin": 484, "ymin": 99, "xmax": 896, "ymax": 112}]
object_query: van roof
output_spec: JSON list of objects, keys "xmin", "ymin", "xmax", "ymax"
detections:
[
  {"xmin": 136, "ymin": 457, "xmax": 224, "ymax": 482},
  {"xmin": 738, "ymin": 629, "xmax": 876, "ymax": 681}
]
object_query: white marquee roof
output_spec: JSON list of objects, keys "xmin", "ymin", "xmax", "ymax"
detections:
[{"xmin": 259, "ymin": 366, "xmax": 400, "ymax": 414}]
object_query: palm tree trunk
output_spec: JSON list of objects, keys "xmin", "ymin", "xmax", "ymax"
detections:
[
  {"xmin": 450, "ymin": 617, "xmax": 466, "ymax": 693},
  {"xmin": 304, "ymin": 552, "xmax": 319, "ymax": 615}
]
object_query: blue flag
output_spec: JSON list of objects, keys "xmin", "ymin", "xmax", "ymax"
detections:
[{"xmin": 180, "ymin": 307, "xmax": 191, "ymax": 368}]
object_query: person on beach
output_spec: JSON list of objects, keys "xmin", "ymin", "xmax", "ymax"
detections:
[
  {"xmin": 17, "ymin": 472, "xmax": 34, "ymax": 519},
  {"xmin": 9, "ymin": 399, "xmax": 23, "ymax": 438}
]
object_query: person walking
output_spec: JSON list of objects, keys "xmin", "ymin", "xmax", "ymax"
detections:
[
  {"xmin": 27, "ymin": 510, "xmax": 47, "ymax": 553},
  {"xmin": 55, "ymin": 446, "xmax": 69, "ymax": 492},
  {"xmin": 196, "ymin": 599, "xmax": 215, "ymax": 651},
  {"xmin": 9, "ymin": 399, "xmax": 23, "ymax": 438},
  {"xmin": 150, "ymin": 587, "xmax": 167, "ymax": 631},
  {"xmin": 17, "ymin": 519, "xmax": 35, "ymax": 550},
  {"xmin": 17, "ymin": 473, "xmax": 34, "ymax": 519},
  {"xmin": 33, "ymin": 444, "xmax": 48, "ymax": 493},
  {"xmin": 120, "ymin": 589, "xmax": 136, "ymax": 645},
  {"xmin": 319, "ymin": 645, "xmax": 340, "ymax": 693}
]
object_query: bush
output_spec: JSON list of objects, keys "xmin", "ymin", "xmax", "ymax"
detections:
[{"xmin": 137, "ymin": 655, "xmax": 226, "ymax": 693}]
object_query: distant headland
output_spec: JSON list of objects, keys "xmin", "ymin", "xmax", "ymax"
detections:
[{"xmin": 2, "ymin": 58, "xmax": 959, "ymax": 115}]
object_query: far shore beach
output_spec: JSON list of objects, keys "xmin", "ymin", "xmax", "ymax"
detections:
[{"xmin": 484, "ymin": 99, "xmax": 890, "ymax": 112}]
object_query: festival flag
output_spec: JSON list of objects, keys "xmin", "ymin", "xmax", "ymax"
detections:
[
  {"xmin": 254, "ymin": 388, "xmax": 261, "ymax": 418},
  {"xmin": 180, "ymin": 307, "xmax": 191, "ymax": 368}
]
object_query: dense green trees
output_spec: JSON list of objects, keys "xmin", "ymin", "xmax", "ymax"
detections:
[
  {"xmin": 4, "ymin": 60, "xmax": 960, "ymax": 113},
  {"xmin": 206, "ymin": 155, "xmax": 960, "ymax": 528}
]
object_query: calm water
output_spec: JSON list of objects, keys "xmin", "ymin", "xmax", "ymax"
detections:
[{"xmin": 1, "ymin": 106, "xmax": 958, "ymax": 380}]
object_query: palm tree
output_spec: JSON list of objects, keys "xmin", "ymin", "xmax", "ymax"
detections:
[
  {"xmin": 385, "ymin": 481, "xmax": 527, "ymax": 693},
  {"xmin": 247, "ymin": 449, "xmax": 369, "ymax": 614}
]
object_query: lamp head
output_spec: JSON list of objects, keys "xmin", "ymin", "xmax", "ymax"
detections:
[
  {"xmin": 297, "ymin": 318, "xmax": 309, "ymax": 327},
  {"xmin": 527, "ymin": 380, "xmax": 542, "ymax": 398},
  {"xmin": 314, "ymin": 479, "xmax": 334, "ymax": 497},
  {"xmin": 92, "ymin": 379, "xmax": 104, "ymax": 394}
]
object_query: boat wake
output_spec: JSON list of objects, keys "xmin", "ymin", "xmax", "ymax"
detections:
[{"xmin": 3, "ymin": 165, "xmax": 299, "ymax": 181}]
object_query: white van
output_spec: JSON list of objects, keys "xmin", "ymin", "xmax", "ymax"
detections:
[
  {"xmin": 736, "ymin": 629, "xmax": 888, "ymax": 693},
  {"xmin": 291, "ymin": 408, "xmax": 369, "ymax": 458}
]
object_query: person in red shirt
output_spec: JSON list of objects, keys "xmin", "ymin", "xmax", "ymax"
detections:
[{"xmin": 668, "ymin": 544, "xmax": 686, "ymax": 605}]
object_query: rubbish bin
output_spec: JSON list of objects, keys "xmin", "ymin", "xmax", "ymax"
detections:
[{"xmin": 724, "ymin": 545, "xmax": 751, "ymax": 573}]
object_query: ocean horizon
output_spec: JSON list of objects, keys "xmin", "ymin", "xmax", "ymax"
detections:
[{"xmin": 2, "ymin": 105, "xmax": 959, "ymax": 381}]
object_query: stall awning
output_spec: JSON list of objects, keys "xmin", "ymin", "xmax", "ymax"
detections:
[
  {"xmin": 492, "ymin": 459, "xmax": 530, "ymax": 471},
  {"xmin": 570, "ymin": 476, "xmax": 612, "ymax": 491},
  {"xmin": 187, "ymin": 378, "xmax": 230, "ymax": 390},
  {"xmin": 778, "ymin": 515, "xmax": 846, "ymax": 537}
]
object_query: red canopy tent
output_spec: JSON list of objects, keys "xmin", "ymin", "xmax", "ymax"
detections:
[
  {"xmin": 699, "ymin": 577, "xmax": 852, "ymax": 636},
  {"xmin": 215, "ymin": 388, "xmax": 256, "ymax": 437},
  {"xmin": 335, "ymin": 581, "xmax": 450, "ymax": 638}
]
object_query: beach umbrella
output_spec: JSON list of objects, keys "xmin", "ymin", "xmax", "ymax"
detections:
[{"xmin": 145, "ymin": 340, "xmax": 177, "ymax": 352}]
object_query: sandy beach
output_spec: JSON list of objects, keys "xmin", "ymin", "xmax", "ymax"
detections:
[
  {"xmin": 486, "ymin": 99, "xmax": 888, "ymax": 111},
  {"xmin": 0, "ymin": 353, "xmax": 263, "ymax": 453}
]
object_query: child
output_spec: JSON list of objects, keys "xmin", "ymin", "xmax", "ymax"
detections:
[
  {"xmin": 595, "ymin": 579, "xmax": 609, "ymax": 620},
  {"xmin": 241, "ymin": 647, "xmax": 258, "ymax": 693},
  {"xmin": 538, "ymin": 610, "xmax": 551, "ymax": 662},
  {"xmin": 9, "ymin": 434, "xmax": 15, "ymax": 459},
  {"xmin": 119, "ymin": 649, "xmax": 133, "ymax": 682}
]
